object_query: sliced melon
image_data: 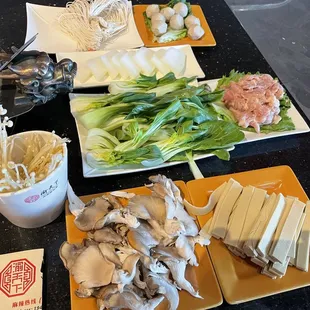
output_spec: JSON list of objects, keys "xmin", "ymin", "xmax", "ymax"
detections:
[
  {"xmin": 151, "ymin": 50, "xmax": 170, "ymax": 76},
  {"xmin": 133, "ymin": 47, "xmax": 155, "ymax": 76},
  {"xmin": 101, "ymin": 52, "xmax": 119, "ymax": 80},
  {"xmin": 120, "ymin": 52, "xmax": 140, "ymax": 79},
  {"xmin": 87, "ymin": 57, "xmax": 107, "ymax": 82},
  {"xmin": 160, "ymin": 48, "xmax": 187, "ymax": 76},
  {"xmin": 111, "ymin": 51, "xmax": 128, "ymax": 79}
]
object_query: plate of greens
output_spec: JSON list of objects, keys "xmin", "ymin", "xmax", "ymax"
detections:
[{"xmin": 69, "ymin": 71, "xmax": 309, "ymax": 178}]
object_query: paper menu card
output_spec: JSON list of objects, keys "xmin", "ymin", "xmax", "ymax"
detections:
[{"xmin": 0, "ymin": 249, "xmax": 44, "ymax": 310}]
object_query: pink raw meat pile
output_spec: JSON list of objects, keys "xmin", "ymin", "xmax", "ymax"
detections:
[{"xmin": 222, "ymin": 74, "xmax": 284, "ymax": 133}]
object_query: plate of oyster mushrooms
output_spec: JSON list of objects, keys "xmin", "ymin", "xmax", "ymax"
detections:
[{"xmin": 60, "ymin": 175, "xmax": 222, "ymax": 310}]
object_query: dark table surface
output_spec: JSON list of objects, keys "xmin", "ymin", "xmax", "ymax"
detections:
[{"xmin": 1, "ymin": 0, "xmax": 310, "ymax": 309}]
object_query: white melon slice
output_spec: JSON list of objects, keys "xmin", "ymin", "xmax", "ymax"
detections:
[
  {"xmin": 111, "ymin": 51, "xmax": 128, "ymax": 79},
  {"xmin": 160, "ymin": 47, "xmax": 187, "ymax": 76},
  {"xmin": 133, "ymin": 47, "xmax": 155, "ymax": 76},
  {"xmin": 120, "ymin": 52, "xmax": 140, "ymax": 79},
  {"xmin": 101, "ymin": 52, "xmax": 119, "ymax": 80},
  {"xmin": 75, "ymin": 62, "xmax": 92, "ymax": 83},
  {"xmin": 87, "ymin": 57, "xmax": 107, "ymax": 82},
  {"xmin": 151, "ymin": 50, "xmax": 170, "ymax": 76}
]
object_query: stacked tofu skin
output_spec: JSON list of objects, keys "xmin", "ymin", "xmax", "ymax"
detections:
[{"xmin": 202, "ymin": 179, "xmax": 310, "ymax": 279}]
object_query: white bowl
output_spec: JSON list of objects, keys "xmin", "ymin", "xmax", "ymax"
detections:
[{"xmin": 0, "ymin": 131, "xmax": 68, "ymax": 228}]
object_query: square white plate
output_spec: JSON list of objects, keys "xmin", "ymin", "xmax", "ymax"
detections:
[
  {"xmin": 70, "ymin": 79, "xmax": 310, "ymax": 178},
  {"xmin": 57, "ymin": 45, "xmax": 205, "ymax": 88},
  {"xmin": 24, "ymin": 2, "xmax": 144, "ymax": 53}
]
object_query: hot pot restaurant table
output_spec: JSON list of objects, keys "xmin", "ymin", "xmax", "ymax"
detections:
[{"xmin": 1, "ymin": 0, "xmax": 310, "ymax": 309}]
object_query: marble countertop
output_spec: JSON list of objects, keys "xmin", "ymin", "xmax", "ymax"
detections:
[{"xmin": 0, "ymin": 0, "xmax": 310, "ymax": 309}]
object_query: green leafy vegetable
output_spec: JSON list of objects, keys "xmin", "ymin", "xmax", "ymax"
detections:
[
  {"xmin": 77, "ymin": 103, "xmax": 134, "ymax": 129},
  {"xmin": 156, "ymin": 28, "xmax": 188, "ymax": 44},
  {"xmin": 143, "ymin": 11, "xmax": 152, "ymax": 31},
  {"xmin": 108, "ymin": 74, "xmax": 158, "ymax": 94},
  {"xmin": 216, "ymin": 69, "xmax": 245, "ymax": 90},
  {"xmin": 115, "ymin": 100, "xmax": 182, "ymax": 152},
  {"xmin": 211, "ymin": 102, "xmax": 236, "ymax": 122}
]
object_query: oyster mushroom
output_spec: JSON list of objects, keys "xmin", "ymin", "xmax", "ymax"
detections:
[
  {"xmin": 152, "ymin": 246, "xmax": 183, "ymax": 260},
  {"xmin": 164, "ymin": 219, "xmax": 186, "ymax": 237},
  {"xmin": 114, "ymin": 223, "xmax": 129, "ymax": 238},
  {"xmin": 82, "ymin": 238, "xmax": 98, "ymax": 247},
  {"xmin": 98, "ymin": 286, "xmax": 164, "ymax": 310},
  {"xmin": 88, "ymin": 227, "xmax": 123, "ymax": 244},
  {"xmin": 74, "ymin": 198, "xmax": 112, "ymax": 231},
  {"xmin": 141, "ymin": 255, "xmax": 169, "ymax": 274},
  {"xmin": 175, "ymin": 200, "xmax": 199, "ymax": 236},
  {"xmin": 95, "ymin": 209, "xmax": 140, "ymax": 230},
  {"xmin": 128, "ymin": 223, "xmax": 160, "ymax": 256},
  {"xmin": 175, "ymin": 235, "xmax": 198, "ymax": 266},
  {"xmin": 163, "ymin": 258, "xmax": 202, "ymax": 298},
  {"xmin": 128, "ymin": 195, "xmax": 166, "ymax": 224},
  {"xmin": 175, "ymin": 235, "xmax": 210, "ymax": 266},
  {"xmin": 103, "ymin": 193, "xmax": 123, "ymax": 209},
  {"xmin": 116, "ymin": 246, "xmax": 138, "ymax": 264},
  {"xmin": 112, "ymin": 253, "xmax": 140, "ymax": 291},
  {"xmin": 147, "ymin": 219, "xmax": 172, "ymax": 245},
  {"xmin": 99, "ymin": 243, "xmax": 122, "ymax": 267},
  {"xmin": 95, "ymin": 284, "xmax": 119, "ymax": 299},
  {"xmin": 71, "ymin": 245, "xmax": 115, "ymax": 289},
  {"xmin": 145, "ymin": 271, "xmax": 179, "ymax": 310},
  {"xmin": 75, "ymin": 284, "xmax": 94, "ymax": 298},
  {"xmin": 149, "ymin": 175, "xmax": 182, "ymax": 202},
  {"xmin": 147, "ymin": 182, "xmax": 172, "ymax": 200},
  {"xmin": 133, "ymin": 262, "xmax": 147, "ymax": 289},
  {"xmin": 110, "ymin": 191, "xmax": 136, "ymax": 199},
  {"xmin": 59, "ymin": 241, "xmax": 85, "ymax": 270}
]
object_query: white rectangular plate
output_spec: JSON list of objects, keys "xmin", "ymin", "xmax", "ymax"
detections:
[
  {"xmin": 57, "ymin": 45, "xmax": 205, "ymax": 88},
  {"xmin": 24, "ymin": 2, "xmax": 144, "ymax": 53},
  {"xmin": 70, "ymin": 79, "xmax": 310, "ymax": 178}
]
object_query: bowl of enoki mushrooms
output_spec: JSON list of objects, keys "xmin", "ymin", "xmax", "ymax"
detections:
[{"xmin": 0, "ymin": 106, "xmax": 69, "ymax": 228}]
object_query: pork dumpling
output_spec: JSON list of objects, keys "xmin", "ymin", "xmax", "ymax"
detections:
[
  {"xmin": 151, "ymin": 13, "xmax": 165, "ymax": 23},
  {"xmin": 188, "ymin": 25, "xmax": 205, "ymax": 40},
  {"xmin": 146, "ymin": 4, "xmax": 160, "ymax": 18},
  {"xmin": 185, "ymin": 15, "xmax": 201, "ymax": 29},
  {"xmin": 173, "ymin": 2, "xmax": 188, "ymax": 18},
  {"xmin": 151, "ymin": 21, "xmax": 168, "ymax": 36},
  {"xmin": 160, "ymin": 7, "xmax": 175, "ymax": 22},
  {"xmin": 169, "ymin": 14, "xmax": 184, "ymax": 30}
]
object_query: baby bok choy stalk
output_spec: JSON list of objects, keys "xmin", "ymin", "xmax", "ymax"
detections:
[
  {"xmin": 142, "ymin": 130, "xmax": 207, "ymax": 167},
  {"xmin": 76, "ymin": 103, "xmax": 135, "ymax": 129},
  {"xmin": 114, "ymin": 99, "xmax": 182, "ymax": 152},
  {"xmin": 71, "ymin": 92, "xmax": 156, "ymax": 115},
  {"xmin": 108, "ymin": 72, "xmax": 196, "ymax": 96},
  {"xmin": 85, "ymin": 128, "xmax": 120, "ymax": 151},
  {"xmin": 108, "ymin": 74, "xmax": 158, "ymax": 94}
]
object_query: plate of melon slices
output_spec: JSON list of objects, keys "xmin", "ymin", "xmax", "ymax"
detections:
[{"xmin": 56, "ymin": 44, "xmax": 205, "ymax": 89}]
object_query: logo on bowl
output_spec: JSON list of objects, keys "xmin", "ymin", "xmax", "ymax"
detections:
[{"xmin": 24, "ymin": 195, "xmax": 40, "ymax": 203}]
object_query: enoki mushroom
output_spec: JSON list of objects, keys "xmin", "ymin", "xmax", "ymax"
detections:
[
  {"xmin": 58, "ymin": 0, "xmax": 130, "ymax": 51},
  {"xmin": 0, "ymin": 105, "xmax": 69, "ymax": 193}
]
